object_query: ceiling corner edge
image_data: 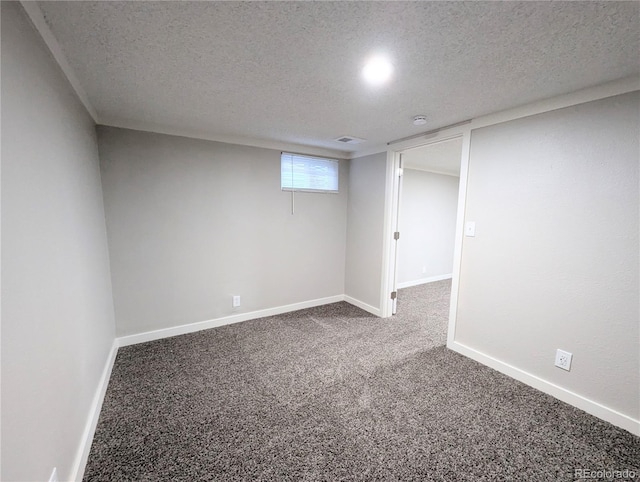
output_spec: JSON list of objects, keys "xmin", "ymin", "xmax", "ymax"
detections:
[
  {"xmin": 347, "ymin": 144, "xmax": 389, "ymax": 160},
  {"xmin": 97, "ymin": 116, "xmax": 351, "ymax": 159},
  {"xmin": 20, "ymin": 1, "xmax": 99, "ymax": 123}
]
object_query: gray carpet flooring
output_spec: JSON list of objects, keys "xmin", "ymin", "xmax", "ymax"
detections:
[{"xmin": 84, "ymin": 280, "xmax": 640, "ymax": 481}]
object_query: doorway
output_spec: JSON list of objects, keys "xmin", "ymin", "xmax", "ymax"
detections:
[{"xmin": 382, "ymin": 129, "xmax": 470, "ymax": 347}]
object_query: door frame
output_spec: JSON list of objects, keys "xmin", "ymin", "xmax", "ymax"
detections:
[{"xmin": 380, "ymin": 124, "xmax": 472, "ymax": 348}]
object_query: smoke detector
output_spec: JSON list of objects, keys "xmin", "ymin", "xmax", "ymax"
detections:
[
  {"xmin": 413, "ymin": 115, "xmax": 427, "ymax": 126},
  {"xmin": 333, "ymin": 135, "xmax": 366, "ymax": 144}
]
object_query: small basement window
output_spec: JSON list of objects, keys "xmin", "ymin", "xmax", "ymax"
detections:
[{"xmin": 281, "ymin": 152, "xmax": 339, "ymax": 193}]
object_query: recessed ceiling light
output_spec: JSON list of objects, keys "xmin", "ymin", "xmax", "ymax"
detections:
[
  {"xmin": 362, "ymin": 56, "xmax": 393, "ymax": 86},
  {"xmin": 413, "ymin": 115, "xmax": 427, "ymax": 126}
]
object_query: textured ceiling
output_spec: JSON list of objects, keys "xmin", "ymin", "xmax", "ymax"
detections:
[
  {"xmin": 402, "ymin": 137, "xmax": 463, "ymax": 176},
  {"xmin": 37, "ymin": 1, "xmax": 639, "ymax": 157}
]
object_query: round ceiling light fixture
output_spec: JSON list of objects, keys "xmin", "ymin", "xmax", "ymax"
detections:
[
  {"xmin": 362, "ymin": 55, "xmax": 393, "ymax": 86},
  {"xmin": 413, "ymin": 115, "xmax": 427, "ymax": 126}
]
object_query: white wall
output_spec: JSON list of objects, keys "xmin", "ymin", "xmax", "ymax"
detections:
[
  {"xmin": 397, "ymin": 170, "xmax": 459, "ymax": 287},
  {"xmin": 455, "ymin": 91, "xmax": 639, "ymax": 423},
  {"xmin": 98, "ymin": 126, "xmax": 348, "ymax": 337},
  {"xmin": 344, "ymin": 152, "xmax": 388, "ymax": 313},
  {"xmin": 1, "ymin": 3, "xmax": 116, "ymax": 481}
]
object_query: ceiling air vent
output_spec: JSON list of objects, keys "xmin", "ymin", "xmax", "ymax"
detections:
[{"xmin": 333, "ymin": 135, "xmax": 366, "ymax": 144}]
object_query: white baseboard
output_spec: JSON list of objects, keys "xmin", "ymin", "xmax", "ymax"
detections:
[
  {"xmin": 71, "ymin": 339, "xmax": 119, "ymax": 481},
  {"xmin": 397, "ymin": 273, "xmax": 452, "ymax": 289},
  {"xmin": 117, "ymin": 295, "xmax": 346, "ymax": 347},
  {"xmin": 448, "ymin": 340, "xmax": 640, "ymax": 437},
  {"xmin": 343, "ymin": 295, "xmax": 381, "ymax": 316}
]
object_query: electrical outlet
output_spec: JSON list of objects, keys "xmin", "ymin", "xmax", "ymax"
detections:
[
  {"xmin": 232, "ymin": 295, "xmax": 241, "ymax": 308},
  {"xmin": 421, "ymin": 266, "xmax": 426, "ymax": 274},
  {"xmin": 49, "ymin": 468, "xmax": 58, "ymax": 482},
  {"xmin": 555, "ymin": 349, "xmax": 572, "ymax": 371},
  {"xmin": 464, "ymin": 221, "xmax": 476, "ymax": 237}
]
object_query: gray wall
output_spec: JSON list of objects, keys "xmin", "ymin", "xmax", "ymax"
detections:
[
  {"xmin": 345, "ymin": 152, "xmax": 388, "ymax": 311},
  {"xmin": 98, "ymin": 127, "xmax": 348, "ymax": 336},
  {"xmin": 398, "ymin": 170, "xmax": 459, "ymax": 286},
  {"xmin": 1, "ymin": 3, "xmax": 116, "ymax": 481},
  {"xmin": 456, "ymin": 92, "xmax": 639, "ymax": 420}
]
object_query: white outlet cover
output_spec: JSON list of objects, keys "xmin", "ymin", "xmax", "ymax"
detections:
[
  {"xmin": 555, "ymin": 349, "xmax": 573, "ymax": 371},
  {"xmin": 232, "ymin": 295, "xmax": 241, "ymax": 308},
  {"xmin": 464, "ymin": 221, "xmax": 476, "ymax": 237}
]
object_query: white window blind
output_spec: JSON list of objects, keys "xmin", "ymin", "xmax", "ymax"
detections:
[{"xmin": 281, "ymin": 152, "xmax": 339, "ymax": 193}]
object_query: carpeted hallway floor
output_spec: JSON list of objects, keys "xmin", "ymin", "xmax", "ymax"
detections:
[{"xmin": 83, "ymin": 280, "xmax": 640, "ymax": 481}]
